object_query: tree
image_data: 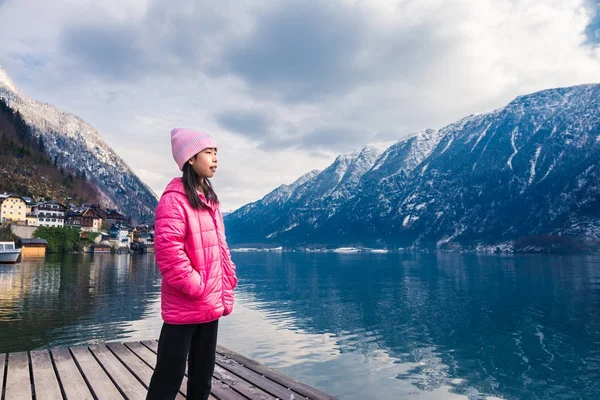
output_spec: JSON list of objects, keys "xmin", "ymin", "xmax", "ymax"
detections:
[{"xmin": 33, "ymin": 226, "xmax": 81, "ymax": 253}]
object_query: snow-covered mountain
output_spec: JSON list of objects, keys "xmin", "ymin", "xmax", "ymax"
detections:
[
  {"xmin": 0, "ymin": 66, "xmax": 157, "ymax": 223},
  {"xmin": 225, "ymin": 84, "xmax": 600, "ymax": 251},
  {"xmin": 226, "ymin": 143, "xmax": 395, "ymax": 245}
]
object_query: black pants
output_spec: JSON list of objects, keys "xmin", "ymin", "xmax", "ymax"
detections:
[{"xmin": 146, "ymin": 320, "xmax": 219, "ymax": 400}]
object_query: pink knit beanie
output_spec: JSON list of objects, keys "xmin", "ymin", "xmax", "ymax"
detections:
[{"xmin": 170, "ymin": 128, "xmax": 218, "ymax": 171}]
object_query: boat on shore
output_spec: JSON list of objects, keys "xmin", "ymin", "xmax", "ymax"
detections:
[{"xmin": 0, "ymin": 241, "xmax": 21, "ymax": 263}]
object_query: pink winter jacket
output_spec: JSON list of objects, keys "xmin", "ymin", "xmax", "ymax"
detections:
[{"xmin": 154, "ymin": 178, "xmax": 237, "ymax": 324}]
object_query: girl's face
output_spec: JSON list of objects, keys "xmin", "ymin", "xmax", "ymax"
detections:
[{"xmin": 188, "ymin": 147, "xmax": 218, "ymax": 178}]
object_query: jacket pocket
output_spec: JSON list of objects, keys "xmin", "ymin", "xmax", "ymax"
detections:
[
  {"xmin": 198, "ymin": 268, "xmax": 208, "ymax": 300},
  {"xmin": 185, "ymin": 268, "xmax": 207, "ymax": 300}
]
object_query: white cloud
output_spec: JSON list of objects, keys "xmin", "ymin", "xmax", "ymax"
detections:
[{"xmin": 0, "ymin": 0, "xmax": 599, "ymax": 211}]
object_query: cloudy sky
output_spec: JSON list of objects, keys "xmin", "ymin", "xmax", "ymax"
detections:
[{"xmin": 1, "ymin": 0, "xmax": 599, "ymax": 211}]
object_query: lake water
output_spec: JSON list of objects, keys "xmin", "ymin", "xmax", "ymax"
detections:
[{"xmin": 1, "ymin": 252, "xmax": 599, "ymax": 400}]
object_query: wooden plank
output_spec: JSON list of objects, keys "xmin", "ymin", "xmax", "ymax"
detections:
[
  {"xmin": 125, "ymin": 342, "xmax": 186, "ymax": 400},
  {"xmin": 215, "ymin": 353, "xmax": 302, "ymax": 400},
  {"xmin": 141, "ymin": 340, "xmax": 246, "ymax": 400},
  {"xmin": 214, "ymin": 364, "xmax": 277, "ymax": 400},
  {"xmin": 70, "ymin": 346, "xmax": 123, "ymax": 399},
  {"xmin": 51, "ymin": 348, "xmax": 94, "ymax": 400},
  {"xmin": 209, "ymin": 379, "xmax": 249, "ymax": 400},
  {"xmin": 5, "ymin": 351, "xmax": 32, "ymax": 399},
  {"xmin": 89, "ymin": 345, "xmax": 147, "ymax": 400},
  {"xmin": 106, "ymin": 343, "xmax": 154, "ymax": 387},
  {"xmin": 3, "ymin": 341, "xmax": 337, "ymax": 400},
  {"xmin": 123, "ymin": 341, "xmax": 158, "ymax": 369},
  {"xmin": 217, "ymin": 346, "xmax": 338, "ymax": 400},
  {"xmin": 30, "ymin": 349, "xmax": 62, "ymax": 400},
  {"xmin": 141, "ymin": 340, "xmax": 159, "ymax": 353}
]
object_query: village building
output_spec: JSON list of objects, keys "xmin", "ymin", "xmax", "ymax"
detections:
[
  {"xmin": 91, "ymin": 243, "xmax": 111, "ymax": 253},
  {"xmin": 136, "ymin": 232, "xmax": 154, "ymax": 245},
  {"xmin": 105, "ymin": 209, "xmax": 127, "ymax": 225},
  {"xmin": 25, "ymin": 214, "xmax": 38, "ymax": 226},
  {"xmin": 18, "ymin": 238, "xmax": 48, "ymax": 258},
  {"xmin": 0, "ymin": 194, "xmax": 27, "ymax": 224},
  {"xmin": 132, "ymin": 225, "xmax": 153, "ymax": 241},
  {"xmin": 32, "ymin": 201, "xmax": 66, "ymax": 228},
  {"xmin": 65, "ymin": 207, "xmax": 103, "ymax": 233},
  {"xmin": 109, "ymin": 224, "xmax": 133, "ymax": 247},
  {"xmin": 25, "ymin": 199, "xmax": 38, "ymax": 226},
  {"xmin": 82, "ymin": 203, "xmax": 102, "ymax": 210},
  {"xmin": 82, "ymin": 203, "xmax": 106, "ymax": 219},
  {"xmin": 133, "ymin": 231, "xmax": 155, "ymax": 253}
]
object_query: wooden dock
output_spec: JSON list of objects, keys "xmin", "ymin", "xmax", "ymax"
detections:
[{"xmin": 0, "ymin": 341, "xmax": 338, "ymax": 400}]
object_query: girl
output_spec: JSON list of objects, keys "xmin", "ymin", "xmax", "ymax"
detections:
[{"xmin": 146, "ymin": 128, "xmax": 237, "ymax": 400}]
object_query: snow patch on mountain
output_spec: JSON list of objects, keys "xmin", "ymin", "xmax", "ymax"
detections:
[
  {"xmin": 0, "ymin": 68, "xmax": 20, "ymax": 94},
  {"xmin": 529, "ymin": 146, "xmax": 542, "ymax": 185}
]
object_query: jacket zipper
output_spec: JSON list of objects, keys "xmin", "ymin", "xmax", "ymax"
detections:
[{"xmin": 209, "ymin": 206, "xmax": 226, "ymax": 311}]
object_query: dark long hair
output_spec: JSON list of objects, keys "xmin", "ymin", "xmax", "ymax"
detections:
[{"xmin": 182, "ymin": 157, "xmax": 219, "ymax": 210}]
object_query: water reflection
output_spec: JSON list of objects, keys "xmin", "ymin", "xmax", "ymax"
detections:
[
  {"xmin": 222, "ymin": 252, "xmax": 600, "ymax": 400},
  {"xmin": 0, "ymin": 253, "xmax": 161, "ymax": 352},
  {"xmin": 1, "ymin": 252, "xmax": 599, "ymax": 400}
]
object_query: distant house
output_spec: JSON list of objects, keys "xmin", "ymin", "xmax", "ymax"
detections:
[
  {"xmin": 65, "ymin": 208, "xmax": 83, "ymax": 229},
  {"xmin": 18, "ymin": 238, "xmax": 48, "ymax": 258},
  {"xmin": 109, "ymin": 224, "xmax": 132, "ymax": 246},
  {"xmin": 105, "ymin": 209, "xmax": 127, "ymax": 225},
  {"xmin": 25, "ymin": 199, "xmax": 38, "ymax": 227},
  {"xmin": 138, "ymin": 232, "xmax": 154, "ymax": 245},
  {"xmin": 0, "ymin": 194, "xmax": 27, "ymax": 224},
  {"xmin": 91, "ymin": 243, "xmax": 111, "ymax": 253},
  {"xmin": 132, "ymin": 225, "xmax": 153, "ymax": 243},
  {"xmin": 65, "ymin": 207, "xmax": 103, "ymax": 232},
  {"xmin": 32, "ymin": 200, "xmax": 66, "ymax": 228},
  {"xmin": 134, "ymin": 224, "xmax": 153, "ymax": 233},
  {"xmin": 83, "ymin": 203, "xmax": 105, "ymax": 218}
]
